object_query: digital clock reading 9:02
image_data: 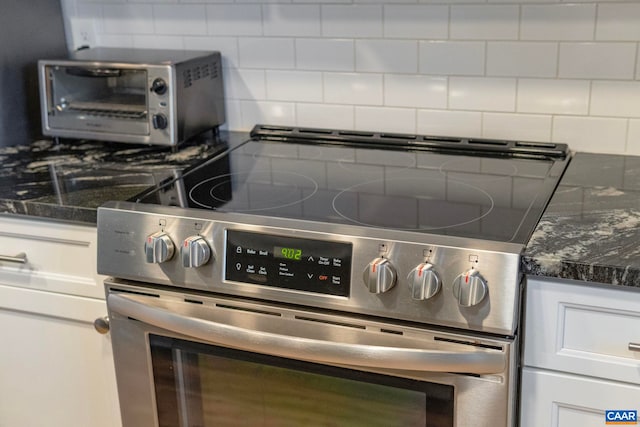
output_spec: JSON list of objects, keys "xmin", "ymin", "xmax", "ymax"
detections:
[{"xmin": 274, "ymin": 246, "xmax": 302, "ymax": 261}]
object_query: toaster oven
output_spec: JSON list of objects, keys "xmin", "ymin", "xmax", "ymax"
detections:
[{"xmin": 38, "ymin": 48, "xmax": 225, "ymax": 146}]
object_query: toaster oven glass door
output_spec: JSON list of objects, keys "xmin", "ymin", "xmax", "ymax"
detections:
[{"xmin": 45, "ymin": 65, "xmax": 149, "ymax": 135}]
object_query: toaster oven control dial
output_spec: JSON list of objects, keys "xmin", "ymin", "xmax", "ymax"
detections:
[
  {"xmin": 181, "ymin": 236, "xmax": 211, "ymax": 268},
  {"xmin": 150, "ymin": 78, "xmax": 167, "ymax": 95},
  {"xmin": 407, "ymin": 263, "xmax": 441, "ymax": 300},
  {"xmin": 363, "ymin": 258, "xmax": 396, "ymax": 294},
  {"xmin": 152, "ymin": 113, "xmax": 168, "ymax": 130},
  {"xmin": 144, "ymin": 231, "xmax": 175, "ymax": 264},
  {"xmin": 452, "ymin": 269, "xmax": 487, "ymax": 307}
]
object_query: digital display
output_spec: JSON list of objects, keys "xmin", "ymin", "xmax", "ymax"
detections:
[
  {"xmin": 274, "ymin": 246, "xmax": 302, "ymax": 261},
  {"xmin": 225, "ymin": 230, "xmax": 352, "ymax": 297}
]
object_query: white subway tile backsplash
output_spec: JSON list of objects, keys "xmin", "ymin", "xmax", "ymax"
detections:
[
  {"xmin": 482, "ymin": 113, "xmax": 552, "ymax": 142},
  {"xmin": 521, "ymin": 4, "xmax": 596, "ymax": 41},
  {"xmin": 266, "ymin": 70, "xmax": 323, "ymax": 102},
  {"xmin": 206, "ymin": 5, "xmax": 262, "ymax": 36},
  {"xmin": 384, "ymin": 74, "xmax": 447, "ymax": 109},
  {"xmin": 383, "ymin": 5, "xmax": 448, "ymax": 39},
  {"xmin": 626, "ymin": 120, "xmax": 640, "ymax": 156},
  {"xmin": 417, "ymin": 110, "xmax": 482, "ymax": 138},
  {"xmin": 68, "ymin": 0, "xmax": 640, "ymax": 154},
  {"xmin": 224, "ymin": 99, "xmax": 243, "ymax": 131},
  {"xmin": 103, "ymin": 4, "xmax": 154, "ymax": 34},
  {"xmin": 296, "ymin": 104, "xmax": 354, "ymax": 130},
  {"xmin": 449, "ymin": 78, "xmax": 516, "ymax": 112},
  {"xmin": 132, "ymin": 35, "xmax": 184, "ymax": 49},
  {"xmin": 517, "ymin": 79, "xmax": 590, "ymax": 115},
  {"xmin": 553, "ymin": 116, "xmax": 627, "ymax": 153},
  {"xmin": 240, "ymin": 101, "xmax": 296, "ymax": 130},
  {"xmin": 450, "ymin": 6, "xmax": 519, "ymax": 40},
  {"xmin": 153, "ymin": 5, "xmax": 206, "ymax": 35},
  {"xmin": 324, "ymin": 73, "xmax": 383, "ymax": 105},
  {"xmin": 98, "ymin": 34, "xmax": 133, "ymax": 48},
  {"xmin": 419, "ymin": 41, "xmax": 485, "ymax": 76},
  {"xmin": 355, "ymin": 107, "xmax": 416, "ymax": 134},
  {"xmin": 238, "ymin": 38, "xmax": 295, "ymax": 69},
  {"xmin": 183, "ymin": 36, "xmax": 239, "ymax": 68},
  {"xmin": 356, "ymin": 40, "xmax": 417, "ymax": 73},
  {"xmin": 321, "ymin": 5, "xmax": 382, "ymax": 38},
  {"xmin": 263, "ymin": 5, "xmax": 320, "ymax": 37},
  {"xmin": 591, "ymin": 81, "xmax": 640, "ymax": 118},
  {"xmin": 486, "ymin": 42, "xmax": 558, "ymax": 78},
  {"xmin": 596, "ymin": 4, "xmax": 640, "ymax": 41},
  {"xmin": 296, "ymin": 39, "xmax": 354, "ymax": 72},
  {"xmin": 224, "ymin": 68, "xmax": 266, "ymax": 101},
  {"xmin": 559, "ymin": 43, "xmax": 636, "ymax": 80}
]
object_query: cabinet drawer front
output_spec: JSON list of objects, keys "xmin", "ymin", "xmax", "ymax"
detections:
[
  {"xmin": 0, "ymin": 216, "xmax": 105, "ymax": 299},
  {"xmin": 524, "ymin": 278, "xmax": 640, "ymax": 385},
  {"xmin": 520, "ymin": 368, "xmax": 640, "ymax": 427}
]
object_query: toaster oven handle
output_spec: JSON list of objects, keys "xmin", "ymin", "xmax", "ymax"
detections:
[
  {"xmin": 65, "ymin": 67, "xmax": 122, "ymax": 78},
  {"xmin": 108, "ymin": 292, "xmax": 506, "ymax": 375}
]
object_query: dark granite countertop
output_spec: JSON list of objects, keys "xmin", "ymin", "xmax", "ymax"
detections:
[
  {"xmin": 0, "ymin": 131, "xmax": 249, "ymax": 224},
  {"xmin": 523, "ymin": 152, "xmax": 640, "ymax": 288}
]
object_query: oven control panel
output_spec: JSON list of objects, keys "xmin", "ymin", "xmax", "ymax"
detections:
[
  {"xmin": 224, "ymin": 230, "xmax": 352, "ymax": 297},
  {"xmin": 97, "ymin": 202, "xmax": 522, "ymax": 335}
]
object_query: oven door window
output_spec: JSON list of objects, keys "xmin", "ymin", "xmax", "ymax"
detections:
[
  {"xmin": 46, "ymin": 65, "xmax": 149, "ymax": 134},
  {"xmin": 150, "ymin": 335, "xmax": 454, "ymax": 427}
]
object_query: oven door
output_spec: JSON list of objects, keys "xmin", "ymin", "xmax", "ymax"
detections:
[
  {"xmin": 105, "ymin": 282, "xmax": 517, "ymax": 427},
  {"xmin": 42, "ymin": 64, "xmax": 150, "ymax": 137}
]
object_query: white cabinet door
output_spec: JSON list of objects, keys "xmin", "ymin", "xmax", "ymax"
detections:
[
  {"xmin": 524, "ymin": 278, "xmax": 640, "ymax": 385},
  {"xmin": 0, "ymin": 281, "xmax": 121, "ymax": 427},
  {"xmin": 520, "ymin": 367, "xmax": 640, "ymax": 427}
]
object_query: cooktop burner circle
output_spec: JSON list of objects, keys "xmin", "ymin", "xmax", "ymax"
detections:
[
  {"xmin": 332, "ymin": 177, "xmax": 495, "ymax": 231},
  {"xmin": 188, "ymin": 170, "xmax": 319, "ymax": 212}
]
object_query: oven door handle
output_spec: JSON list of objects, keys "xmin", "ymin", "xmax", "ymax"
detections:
[{"xmin": 108, "ymin": 293, "xmax": 506, "ymax": 375}]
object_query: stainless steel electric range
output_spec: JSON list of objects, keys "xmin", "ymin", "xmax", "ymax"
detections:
[{"xmin": 97, "ymin": 125, "xmax": 570, "ymax": 427}]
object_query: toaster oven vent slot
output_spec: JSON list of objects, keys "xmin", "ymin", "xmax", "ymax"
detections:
[{"xmin": 184, "ymin": 63, "xmax": 219, "ymax": 88}]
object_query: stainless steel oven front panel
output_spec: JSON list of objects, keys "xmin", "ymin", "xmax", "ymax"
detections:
[
  {"xmin": 106, "ymin": 281, "xmax": 517, "ymax": 427},
  {"xmin": 98, "ymin": 202, "xmax": 522, "ymax": 336}
]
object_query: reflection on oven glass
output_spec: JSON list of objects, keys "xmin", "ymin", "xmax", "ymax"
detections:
[{"xmin": 151, "ymin": 336, "xmax": 453, "ymax": 427}]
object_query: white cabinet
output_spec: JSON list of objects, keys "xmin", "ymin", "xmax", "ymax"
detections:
[
  {"xmin": 0, "ymin": 215, "xmax": 121, "ymax": 427},
  {"xmin": 520, "ymin": 277, "xmax": 640, "ymax": 427}
]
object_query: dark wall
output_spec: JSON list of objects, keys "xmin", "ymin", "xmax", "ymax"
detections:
[{"xmin": 0, "ymin": 0, "xmax": 68, "ymax": 147}]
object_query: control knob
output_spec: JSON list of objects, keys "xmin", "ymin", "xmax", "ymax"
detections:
[
  {"xmin": 152, "ymin": 113, "xmax": 168, "ymax": 130},
  {"xmin": 150, "ymin": 78, "xmax": 167, "ymax": 95},
  {"xmin": 181, "ymin": 236, "xmax": 211, "ymax": 268},
  {"xmin": 362, "ymin": 257, "xmax": 397, "ymax": 294},
  {"xmin": 407, "ymin": 263, "xmax": 441, "ymax": 300},
  {"xmin": 144, "ymin": 231, "xmax": 175, "ymax": 264},
  {"xmin": 452, "ymin": 269, "xmax": 488, "ymax": 307}
]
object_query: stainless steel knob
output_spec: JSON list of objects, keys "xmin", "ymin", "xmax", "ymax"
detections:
[
  {"xmin": 93, "ymin": 316, "xmax": 110, "ymax": 334},
  {"xmin": 363, "ymin": 257, "xmax": 397, "ymax": 294},
  {"xmin": 407, "ymin": 263, "xmax": 441, "ymax": 300},
  {"xmin": 452, "ymin": 269, "xmax": 488, "ymax": 307},
  {"xmin": 144, "ymin": 231, "xmax": 175, "ymax": 264},
  {"xmin": 181, "ymin": 236, "xmax": 211, "ymax": 268}
]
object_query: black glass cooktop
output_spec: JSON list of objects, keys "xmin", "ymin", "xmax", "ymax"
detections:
[{"xmin": 136, "ymin": 126, "xmax": 570, "ymax": 244}]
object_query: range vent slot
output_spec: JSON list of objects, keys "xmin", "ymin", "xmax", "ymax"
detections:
[
  {"xmin": 215, "ymin": 303, "xmax": 282, "ymax": 317},
  {"xmin": 295, "ymin": 315, "xmax": 366, "ymax": 330},
  {"xmin": 433, "ymin": 336, "xmax": 503, "ymax": 351},
  {"xmin": 250, "ymin": 124, "xmax": 570, "ymax": 159}
]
